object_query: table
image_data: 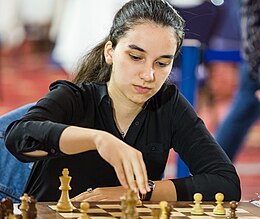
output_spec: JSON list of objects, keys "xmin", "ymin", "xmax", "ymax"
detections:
[{"xmin": 33, "ymin": 201, "xmax": 260, "ymax": 218}]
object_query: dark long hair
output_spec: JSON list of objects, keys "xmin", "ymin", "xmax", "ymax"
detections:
[{"xmin": 73, "ymin": 0, "xmax": 185, "ymax": 84}]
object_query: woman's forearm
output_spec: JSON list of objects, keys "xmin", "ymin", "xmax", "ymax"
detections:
[
  {"xmin": 151, "ymin": 180, "xmax": 177, "ymax": 201},
  {"xmin": 59, "ymin": 126, "xmax": 102, "ymax": 154}
]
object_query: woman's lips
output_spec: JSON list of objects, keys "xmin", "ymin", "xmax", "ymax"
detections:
[{"xmin": 134, "ymin": 85, "xmax": 151, "ymax": 94}]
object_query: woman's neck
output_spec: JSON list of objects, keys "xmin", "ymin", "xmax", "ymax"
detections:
[{"xmin": 107, "ymin": 83, "xmax": 143, "ymax": 135}]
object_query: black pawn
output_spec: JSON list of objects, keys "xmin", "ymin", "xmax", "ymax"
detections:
[
  {"xmin": 0, "ymin": 203, "xmax": 4, "ymax": 219},
  {"xmin": 27, "ymin": 197, "xmax": 37, "ymax": 219},
  {"xmin": 1, "ymin": 197, "xmax": 13, "ymax": 216},
  {"xmin": 226, "ymin": 201, "xmax": 238, "ymax": 219}
]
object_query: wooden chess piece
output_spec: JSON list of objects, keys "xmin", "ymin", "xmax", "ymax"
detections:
[
  {"xmin": 7, "ymin": 214, "xmax": 17, "ymax": 219},
  {"xmin": 56, "ymin": 168, "xmax": 75, "ymax": 212},
  {"xmin": 135, "ymin": 192, "xmax": 142, "ymax": 206},
  {"xmin": 0, "ymin": 203, "xmax": 5, "ymax": 219},
  {"xmin": 125, "ymin": 189, "xmax": 138, "ymax": 219},
  {"xmin": 120, "ymin": 195, "xmax": 127, "ymax": 219},
  {"xmin": 19, "ymin": 193, "xmax": 30, "ymax": 218},
  {"xmin": 151, "ymin": 209, "xmax": 160, "ymax": 219},
  {"xmin": 159, "ymin": 201, "xmax": 171, "ymax": 219},
  {"xmin": 191, "ymin": 193, "xmax": 204, "ymax": 215},
  {"xmin": 1, "ymin": 197, "xmax": 13, "ymax": 216},
  {"xmin": 226, "ymin": 201, "xmax": 238, "ymax": 219},
  {"xmin": 213, "ymin": 193, "xmax": 225, "ymax": 215},
  {"xmin": 27, "ymin": 196, "xmax": 37, "ymax": 219},
  {"xmin": 133, "ymin": 181, "xmax": 142, "ymax": 206},
  {"xmin": 79, "ymin": 201, "xmax": 90, "ymax": 219}
]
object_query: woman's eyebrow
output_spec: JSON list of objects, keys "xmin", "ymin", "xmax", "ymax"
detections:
[
  {"xmin": 128, "ymin": 44, "xmax": 145, "ymax": 52},
  {"xmin": 128, "ymin": 44, "xmax": 174, "ymax": 59}
]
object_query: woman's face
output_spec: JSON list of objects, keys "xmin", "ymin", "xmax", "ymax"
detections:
[{"xmin": 105, "ymin": 21, "xmax": 177, "ymax": 105}]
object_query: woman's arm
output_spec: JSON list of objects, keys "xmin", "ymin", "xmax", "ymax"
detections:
[
  {"xmin": 59, "ymin": 126, "xmax": 150, "ymax": 194},
  {"xmin": 171, "ymin": 93, "xmax": 241, "ymax": 201}
]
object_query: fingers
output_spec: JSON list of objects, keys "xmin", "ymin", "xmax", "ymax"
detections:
[
  {"xmin": 96, "ymin": 132, "xmax": 149, "ymax": 195},
  {"xmin": 135, "ymin": 154, "xmax": 150, "ymax": 193},
  {"xmin": 114, "ymin": 164, "xmax": 129, "ymax": 189},
  {"xmin": 114, "ymin": 149, "xmax": 150, "ymax": 195},
  {"xmin": 122, "ymin": 159, "xmax": 137, "ymax": 193},
  {"xmin": 131, "ymin": 152, "xmax": 150, "ymax": 194}
]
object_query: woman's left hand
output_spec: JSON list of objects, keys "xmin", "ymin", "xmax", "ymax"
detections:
[{"xmin": 71, "ymin": 186, "xmax": 127, "ymax": 202}]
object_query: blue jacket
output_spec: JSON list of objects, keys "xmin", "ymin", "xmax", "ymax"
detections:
[{"xmin": 0, "ymin": 103, "xmax": 34, "ymax": 202}]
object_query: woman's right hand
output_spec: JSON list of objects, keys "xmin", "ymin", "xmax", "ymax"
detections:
[
  {"xmin": 59, "ymin": 126, "xmax": 150, "ymax": 195},
  {"xmin": 94, "ymin": 131, "xmax": 150, "ymax": 195}
]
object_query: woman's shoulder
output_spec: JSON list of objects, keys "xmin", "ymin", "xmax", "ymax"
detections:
[{"xmin": 49, "ymin": 80, "xmax": 106, "ymax": 93}]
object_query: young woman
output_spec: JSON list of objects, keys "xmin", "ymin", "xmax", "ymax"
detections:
[{"xmin": 5, "ymin": 0, "xmax": 241, "ymax": 202}]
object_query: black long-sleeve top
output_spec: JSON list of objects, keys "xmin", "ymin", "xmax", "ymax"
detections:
[{"xmin": 5, "ymin": 80, "xmax": 241, "ymax": 202}]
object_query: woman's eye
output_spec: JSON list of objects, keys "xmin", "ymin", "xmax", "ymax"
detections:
[
  {"xmin": 129, "ymin": 54, "xmax": 141, "ymax": 61},
  {"xmin": 157, "ymin": 61, "xmax": 169, "ymax": 67}
]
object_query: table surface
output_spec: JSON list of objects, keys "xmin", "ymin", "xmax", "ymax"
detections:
[{"xmin": 33, "ymin": 201, "xmax": 260, "ymax": 218}]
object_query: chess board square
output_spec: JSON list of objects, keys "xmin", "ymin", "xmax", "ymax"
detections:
[
  {"xmin": 90, "ymin": 217, "xmax": 115, "ymax": 219},
  {"xmin": 174, "ymin": 207, "xmax": 192, "ymax": 212},
  {"xmin": 171, "ymin": 211, "xmax": 186, "ymax": 216},
  {"xmin": 108, "ymin": 211, "xmax": 122, "ymax": 217},
  {"xmin": 189, "ymin": 216, "xmax": 214, "ymax": 219},
  {"xmin": 139, "ymin": 216, "xmax": 153, "ymax": 219},
  {"xmin": 136, "ymin": 207, "xmax": 152, "ymax": 213},
  {"xmin": 236, "ymin": 208, "xmax": 250, "ymax": 213},
  {"xmin": 96, "ymin": 204, "xmax": 121, "ymax": 209},
  {"xmin": 88, "ymin": 208, "xmax": 107, "ymax": 213},
  {"xmin": 244, "ymin": 217, "xmax": 260, "ymax": 219},
  {"xmin": 206, "ymin": 211, "xmax": 226, "ymax": 217},
  {"xmin": 59, "ymin": 212, "xmax": 82, "ymax": 218},
  {"xmin": 143, "ymin": 204, "xmax": 160, "ymax": 208},
  {"xmin": 189, "ymin": 204, "xmax": 215, "ymax": 209}
]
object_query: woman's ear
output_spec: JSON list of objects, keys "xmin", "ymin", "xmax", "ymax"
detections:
[{"xmin": 104, "ymin": 41, "xmax": 113, "ymax": 65}]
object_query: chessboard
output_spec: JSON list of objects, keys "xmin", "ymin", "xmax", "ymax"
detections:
[
  {"xmin": 3, "ymin": 168, "xmax": 260, "ymax": 218},
  {"xmin": 45, "ymin": 201, "xmax": 260, "ymax": 219}
]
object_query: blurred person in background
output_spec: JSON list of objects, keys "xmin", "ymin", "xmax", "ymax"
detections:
[
  {"xmin": 169, "ymin": 0, "xmax": 241, "ymax": 134},
  {"xmin": 215, "ymin": 0, "xmax": 260, "ymax": 161}
]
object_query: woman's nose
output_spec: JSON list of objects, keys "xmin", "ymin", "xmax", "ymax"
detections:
[{"xmin": 140, "ymin": 65, "xmax": 154, "ymax": 81}]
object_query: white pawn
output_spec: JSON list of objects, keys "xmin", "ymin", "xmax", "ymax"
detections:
[
  {"xmin": 78, "ymin": 201, "xmax": 90, "ymax": 219},
  {"xmin": 191, "ymin": 193, "xmax": 204, "ymax": 215},
  {"xmin": 56, "ymin": 168, "xmax": 75, "ymax": 212},
  {"xmin": 213, "ymin": 193, "xmax": 225, "ymax": 215},
  {"xmin": 159, "ymin": 201, "xmax": 170, "ymax": 219}
]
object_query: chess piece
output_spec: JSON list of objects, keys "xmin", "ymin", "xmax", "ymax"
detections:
[
  {"xmin": 226, "ymin": 201, "xmax": 238, "ymax": 219},
  {"xmin": 191, "ymin": 193, "xmax": 204, "ymax": 215},
  {"xmin": 151, "ymin": 209, "xmax": 160, "ymax": 219},
  {"xmin": 7, "ymin": 214, "xmax": 17, "ymax": 219},
  {"xmin": 56, "ymin": 168, "xmax": 75, "ymax": 212},
  {"xmin": 120, "ymin": 195, "xmax": 127, "ymax": 219},
  {"xmin": 213, "ymin": 193, "xmax": 225, "ymax": 215},
  {"xmin": 0, "ymin": 203, "xmax": 5, "ymax": 219},
  {"xmin": 159, "ymin": 201, "xmax": 171, "ymax": 219},
  {"xmin": 79, "ymin": 201, "xmax": 90, "ymax": 219},
  {"xmin": 19, "ymin": 193, "xmax": 30, "ymax": 218},
  {"xmin": 26, "ymin": 196, "xmax": 37, "ymax": 219},
  {"xmin": 123, "ymin": 189, "xmax": 138, "ymax": 219},
  {"xmin": 1, "ymin": 197, "xmax": 13, "ymax": 216},
  {"xmin": 135, "ymin": 192, "xmax": 142, "ymax": 206}
]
